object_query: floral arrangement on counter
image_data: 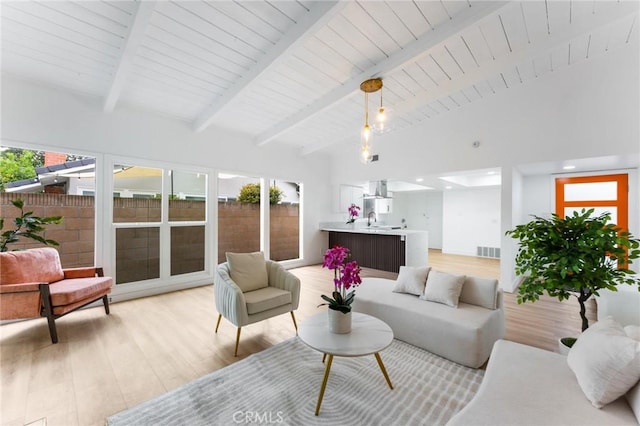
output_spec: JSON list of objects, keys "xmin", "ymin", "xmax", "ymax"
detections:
[{"xmin": 346, "ymin": 203, "xmax": 360, "ymax": 224}]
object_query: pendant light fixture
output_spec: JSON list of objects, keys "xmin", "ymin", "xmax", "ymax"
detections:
[
  {"xmin": 359, "ymin": 77, "xmax": 383, "ymax": 164},
  {"xmin": 375, "ymin": 85, "xmax": 388, "ymax": 133}
]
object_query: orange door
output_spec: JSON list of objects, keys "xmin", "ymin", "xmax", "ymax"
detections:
[{"xmin": 555, "ymin": 173, "xmax": 628, "ymax": 231}]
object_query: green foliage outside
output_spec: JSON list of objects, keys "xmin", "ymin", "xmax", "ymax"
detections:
[
  {"xmin": 0, "ymin": 149, "xmax": 44, "ymax": 191},
  {"xmin": 506, "ymin": 208, "xmax": 640, "ymax": 332},
  {"xmin": 237, "ymin": 183, "xmax": 283, "ymax": 205},
  {"xmin": 0, "ymin": 199, "xmax": 63, "ymax": 252}
]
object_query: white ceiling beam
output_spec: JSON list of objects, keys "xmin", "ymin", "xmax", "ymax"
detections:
[
  {"xmin": 103, "ymin": 1, "xmax": 156, "ymax": 112},
  {"xmin": 255, "ymin": 1, "xmax": 510, "ymax": 147},
  {"xmin": 299, "ymin": 1, "xmax": 638, "ymax": 156},
  {"xmin": 193, "ymin": 1, "xmax": 346, "ymax": 133},
  {"xmin": 390, "ymin": 2, "xmax": 640, "ymax": 119}
]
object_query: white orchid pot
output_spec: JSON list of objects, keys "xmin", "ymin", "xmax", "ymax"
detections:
[{"xmin": 328, "ymin": 309, "xmax": 352, "ymax": 334}]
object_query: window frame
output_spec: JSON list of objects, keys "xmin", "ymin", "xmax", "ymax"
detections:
[{"xmin": 555, "ymin": 173, "xmax": 628, "ymax": 232}]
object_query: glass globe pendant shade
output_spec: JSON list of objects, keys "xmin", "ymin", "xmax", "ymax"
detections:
[
  {"xmin": 361, "ymin": 122, "xmax": 373, "ymax": 163},
  {"xmin": 361, "ymin": 122, "xmax": 371, "ymax": 143},
  {"xmin": 376, "ymin": 107, "xmax": 386, "ymax": 132},
  {"xmin": 361, "ymin": 142, "xmax": 372, "ymax": 164}
]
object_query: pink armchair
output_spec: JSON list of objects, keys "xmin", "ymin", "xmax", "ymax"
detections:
[{"xmin": 0, "ymin": 247, "xmax": 113, "ymax": 343}]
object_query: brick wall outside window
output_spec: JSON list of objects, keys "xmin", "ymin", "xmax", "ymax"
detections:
[{"xmin": 1, "ymin": 194, "xmax": 300, "ymax": 281}]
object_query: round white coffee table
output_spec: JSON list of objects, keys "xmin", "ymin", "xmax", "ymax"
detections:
[{"xmin": 298, "ymin": 312, "xmax": 394, "ymax": 416}]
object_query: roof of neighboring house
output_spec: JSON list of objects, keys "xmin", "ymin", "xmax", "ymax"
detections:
[
  {"xmin": 5, "ymin": 158, "xmax": 96, "ymax": 192},
  {"xmin": 36, "ymin": 158, "xmax": 95, "ymax": 175}
]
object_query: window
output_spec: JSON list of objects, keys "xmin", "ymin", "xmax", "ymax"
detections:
[
  {"xmin": 1, "ymin": 146, "xmax": 96, "ymax": 268},
  {"xmin": 113, "ymin": 165, "xmax": 162, "ymax": 284},
  {"xmin": 112, "ymin": 164, "xmax": 208, "ymax": 284},
  {"xmin": 169, "ymin": 170, "xmax": 206, "ymax": 277},
  {"xmin": 270, "ymin": 180, "xmax": 301, "ymax": 261},
  {"xmin": 555, "ymin": 174, "xmax": 628, "ymax": 231},
  {"xmin": 217, "ymin": 174, "xmax": 261, "ymax": 264}
]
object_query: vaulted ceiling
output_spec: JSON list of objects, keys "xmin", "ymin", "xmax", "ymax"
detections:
[{"xmin": 1, "ymin": 1, "xmax": 638, "ymax": 156}]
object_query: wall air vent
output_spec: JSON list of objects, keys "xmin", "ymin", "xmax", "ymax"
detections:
[{"xmin": 476, "ymin": 246, "xmax": 500, "ymax": 259}]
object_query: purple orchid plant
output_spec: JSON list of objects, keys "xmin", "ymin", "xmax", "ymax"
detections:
[
  {"xmin": 319, "ymin": 245, "xmax": 362, "ymax": 313},
  {"xmin": 346, "ymin": 203, "xmax": 360, "ymax": 224}
]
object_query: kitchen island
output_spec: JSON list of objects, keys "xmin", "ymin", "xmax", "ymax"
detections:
[{"xmin": 320, "ymin": 227, "xmax": 428, "ymax": 273}]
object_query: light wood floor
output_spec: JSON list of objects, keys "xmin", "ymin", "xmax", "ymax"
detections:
[{"xmin": 0, "ymin": 250, "xmax": 595, "ymax": 426}]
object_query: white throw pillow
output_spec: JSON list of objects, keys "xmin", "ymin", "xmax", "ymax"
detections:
[
  {"xmin": 567, "ymin": 316, "xmax": 640, "ymax": 408},
  {"xmin": 392, "ymin": 266, "xmax": 431, "ymax": 296},
  {"xmin": 226, "ymin": 251, "xmax": 269, "ymax": 293},
  {"xmin": 420, "ymin": 270, "xmax": 466, "ymax": 308},
  {"xmin": 459, "ymin": 276, "xmax": 499, "ymax": 309}
]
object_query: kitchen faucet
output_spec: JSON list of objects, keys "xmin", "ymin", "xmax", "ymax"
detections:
[{"xmin": 367, "ymin": 211, "xmax": 377, "ymax": 227}]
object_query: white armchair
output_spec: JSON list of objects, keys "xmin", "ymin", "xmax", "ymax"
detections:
[{"xmin": 214, "ymin": 252, "xmax": 300, "ymax": 356}]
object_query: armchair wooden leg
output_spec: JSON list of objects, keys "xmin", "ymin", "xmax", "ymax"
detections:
[
  {"xmin": 39, "ymin": 284, "xmax": 58, "ymax": 344},
  {"xmin": 290, "ymin": 311, "xmax": 298, "ymax": 334},
  {"xmin": 234, "ymin": 327, "xmax": 242, "ymax": 357},
  {"xmin": 103, "ymin": 295, "xmax": 110, "ymax": 315},
  {"xmin": 215, "ymin": 314, "xmax": 222, "ymax": 333}
]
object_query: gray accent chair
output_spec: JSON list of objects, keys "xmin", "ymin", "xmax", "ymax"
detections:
[{"xmin": 214, "ymin": 260, "xmax": 300, "ymax": 356}]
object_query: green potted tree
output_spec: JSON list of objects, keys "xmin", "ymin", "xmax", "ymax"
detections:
[{"xmin": 506, "ymin": 208, "xmax": 640, "ymax": 352}]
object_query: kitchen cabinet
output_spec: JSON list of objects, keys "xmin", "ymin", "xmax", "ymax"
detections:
[
  {"xmin": 375, "ymin": 198, "xmax": 393, "ymax": 214},
  {"xmin": 339, "ymin": 184, "xmax": 364, "ymax": 213},
  {"xmin": 322, "ymin": 228, "xmax": 428, "ymax": 273}
]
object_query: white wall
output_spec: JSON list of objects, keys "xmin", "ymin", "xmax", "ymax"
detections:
[
  {"xmin": 521, "ymin": 174, "xmax": 554, "ymax": 221},
  {"xmin": 386, "ymin": 191, "xmax": 444, "ymax": 249},
  {"xmin": 442, "ymin": 187, "xmax": 501, "ymax": 256},
  {"xmin": 0, "ymin": 76, "xmax": 333, "ymax": 274}
]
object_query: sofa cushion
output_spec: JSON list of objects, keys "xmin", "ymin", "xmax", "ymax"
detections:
[
  {"xmin": 420, "ymin": 270, "xmax": 465, "ymax": 308},
  {"xmin": 568, "ymin": 316, "xmax": 640, "ymax": 409},
  {"xmin": 459, "ymin": 276, "xmax": 499, "ymax": 310},
  {"xmin": 226, "ymin": 251, "xmax": 268, "ymax": 293},
  {"xmin": 49, "ymin": 277, "xmax": 113, "ymax": 306},
  {"xmin": 243, "ymin": 287, "xmax": 292, "ymax": 315},
  {"xmin": 0, "ymin": 247, "xmax": 64, "ymax": 285},
  {"xmin": 354, "ymin": 278, "xmax": 504, "ymax": 368},
  {"xmin": 627, "ymin": 381, "xmax": 640, "ymax": 425},
  {"xmin": 392, "ymin": 266, "xmax": 430, "ymax": 296},
  {"xmin": 448, "ymin": 339, "xmax": 638, "ymax": 425},
  {"xmin": 624, "ymin": 325, "xmax": 640, "ymax": 341}
]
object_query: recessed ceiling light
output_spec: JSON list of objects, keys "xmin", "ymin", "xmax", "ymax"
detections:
[
  {"xmin": 563, "ymin": 165, "xmax": 576, "ymax": 170},
  {"xmin": 416, "ymin": 178, "xmax": 424, "ymax": 182},
  {"xmin": 445, "ymin": 185, "xmax": 453, "ymax": 189}
]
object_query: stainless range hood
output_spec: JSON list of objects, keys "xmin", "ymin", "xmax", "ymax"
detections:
[{"xmin": 364, "ymin": 180, "xmax": 391, "ymax": 199}]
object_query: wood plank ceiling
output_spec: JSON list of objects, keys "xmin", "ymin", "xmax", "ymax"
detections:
[{"xmin": 1, "ymin": 1, "xmax": 638, "ymax": 156}]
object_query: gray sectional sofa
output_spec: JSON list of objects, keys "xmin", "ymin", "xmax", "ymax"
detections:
[{"xmin": 352, "ymin": 274, "xmax": 504, "ymax": 368}]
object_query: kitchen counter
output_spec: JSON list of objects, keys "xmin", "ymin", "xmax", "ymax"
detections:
[
  {"xmin": 320, "ymin": 227, "xmax": 426, "ymax": 236},
  {"xmin": 321, "ymin": 227, "xmax": 428, "ymax": 273}
]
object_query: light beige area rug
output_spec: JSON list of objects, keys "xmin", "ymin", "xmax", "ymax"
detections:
[{"xmin": 107, "ymin": 337, "xmax": 483, "ymax": 426}]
